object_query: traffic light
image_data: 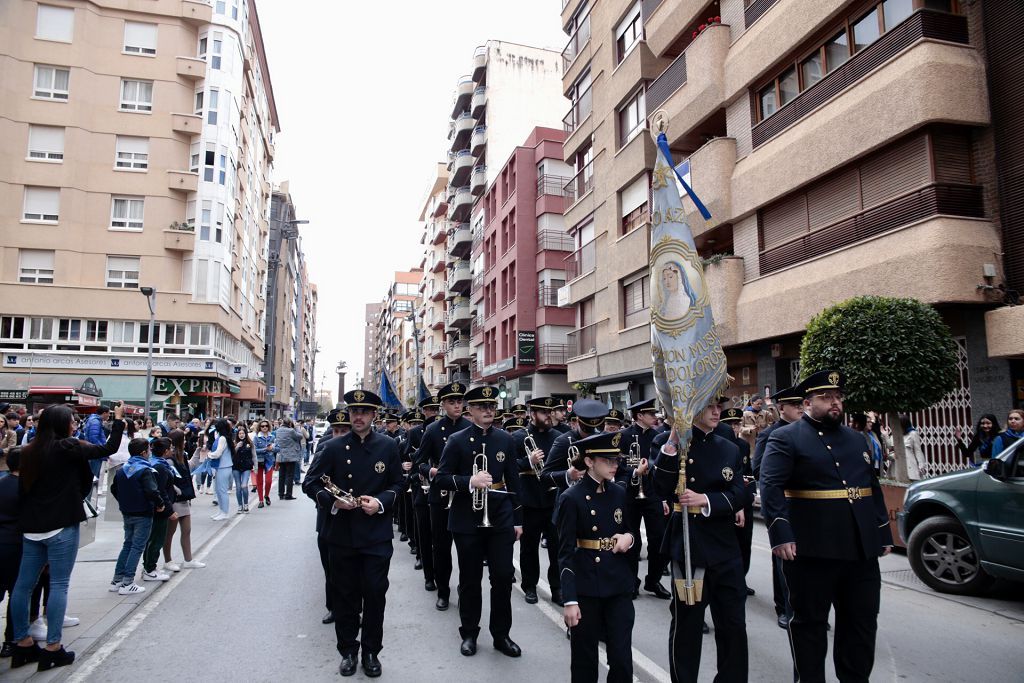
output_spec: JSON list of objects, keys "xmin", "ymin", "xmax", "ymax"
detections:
[{"xmin": 498, "ymin": 376, "xmax": 508, "ymax": 400}]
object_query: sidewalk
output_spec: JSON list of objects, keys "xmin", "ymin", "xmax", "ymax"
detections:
[{"xmin": 1, "ymin": 486, "xmax": 243, "ymax": 682}]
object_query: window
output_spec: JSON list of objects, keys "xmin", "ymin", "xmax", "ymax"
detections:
[
  {"xmin": 200, "ymin": 200, "xmax": 212, "ymax": 240},
  {"xmin": 115, "ymin": 136, "xmax": 148, "ymax": 170},
  {"xmin": 19, "ymin": 250, "xmax": 54, "ymax": 284},
  {"xmin": 190, "ymin": 142, "xmax": 200, "ymax": 173},
  {"xmin": 106, "ymin": 256, "xmax": 140, "ymax": 288},
  {"xmin": 110, "ymin": 196, "xmax": 144, "ymax": 230},
  {"xmin": 218, "ymin": 151, "xmax": 227, "ymax": 184},
  {"xmin": 620, "ymin": 174, "xmax": 649, "ymax": 234},
  {"xmin": 110, "ymin": 321, "xmax": 135, "ymax": 351},
  {"xmin": 27, "ymin": 125, "xmax": 64, "ymax": 161},
  {"xmin": 215, "ymin": 0, "xmax": 226, "ymax": 14},
  {"xmin": 211, "ymin": 33, "xmax": 223, "ymax": 70},
  {"xmin": 163, "ymin": 323, "xmax": 186, "ymax": 346},
  {"xmin": 824, "ymin": 31, "xmax": 850, "ymax": 74},
  {"xmin": 0, "ymin": 316, "xmax": 26, "ymax": 343},
  {"xmin": 203, "ymin": 146, "xmax": 215, "ymax": 181},
  {"xmin": 23, "ymin": 187, "xmax": 60, "ymax": 222},
  {"xmin": 883, "ymin": 0, "xmax": 914, "ymax": 28},
  {"xmin": 194, "ymin": 90, "xmax": 204, "ymax": 116},
  {"xmin": 231, "ymin": 0, "xmax": 239, "ymax": 20},
  {"xmin": 123, "ymin": 21, "xmax": 157, "ymax": 55},
  {"xmin": 623, "ymin": 273, "xmax": 650, "ymax": 327},
  {"xmin": 85, "ymin": 320, "xmax": 108, "ymax": 343},
  {"xmin": 33, "ymin": 65, "xmax": 69, "ymax": 100},
  {"xmin": 852, "ymin": 8, "xmax": 881, "ymax": 52},
  {"xmin": 185, "ymin": 200, "xmax": 196, "ymax": 230},
  {"xmin": 189, "ymin": 324, "xmax": 212, "ymax": 346},
  {"xmin": 119, "ymin": 79, "xmax": 153, "ymax": 112},
  {"xmin": 214, "ymin": 203, "xmax": 225, "ymax": 242},
  {"xmin": 800, "ymin": 51, "xmax": 823, "ymax": 90},
  {"xmin": 615, "ymin": 3, "xmax": 643, "ymax": 63},
  {"xmin": 207, "ymin": 88, "xmax": 219, "ymax": 124},
  {"xmin": 197, "ymin": 36, "xmax": 207, "ymax": 60},
  {"xmin": 58, "ymin": 319, "xmax": 81, "ymax": 347},
  {"xmin": 36, "ymin": 5, "xmax": 74, "ymax": 42},
  {"xmin": 778, "ymin": 67, "xmax": 799, "ymax": 107},
  {"xmin": 618, "ymin": 88, "xmax": 646, "ymax": 147}
]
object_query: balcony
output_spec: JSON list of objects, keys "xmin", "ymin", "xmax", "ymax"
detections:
[
  {"xmin": 180, "ymin": 0, "xmax": 212, "ymax": 25},
  {"xmin": 451, "ymin": 76, "xmax": 475, "ymax": 118},
  {"xmin": 678, "ymin": 137, "xmax": 736, "ymax": 229},
  {"xmin": 567, "ymin": 321, "xmax": 599, "ymax": 359},
  {"xmin": 175, "ymin": 56, "xmax": 206, "ymax": 81},
  {"xmin": 537, "ymin": 285, "xmax": 561, "ymax": 307},
  {"xmin": 561, "ymin": 13, "xmax": 591, "ymax": 70},
  {"xmin": 446, "ymin": 341, "xmax": 471, "ymax": 366},
  {"xmin": 429, "ymin": 220, "xmax": 446, "ymax": 245},
  {"xmin": 430, "ymin": 251, "xmax": 445, "ymax": 273},
  {"xmin": 447, "ymin": 262, "xmax": 472, "ymax": 294},
  {"xmin": 538, "ymin": 343, "xmax": 569, "ymax": 366},
  {"xmin": 537, "ymin": 174, "xmax": 571, "ymax": 198},
  {"xmin": 471, "ymin": 87, "xmax": 487, "ymax": 118},
  {"xmin": 471, "ymin": 317, "xmax": 484, "ymax": 339},
  {"xmin": 167, "ymin": 170, "xmax": 198, "ymax": 193},
  {"xmin": 447, "ymin": 223, "xmax": 472, "ymax": 258},
  {"xmin": 537, "ymin": 229, "xmax": 574, "ymax": 253},
  {"xmin": 163, "ymin": 226, "xmax": 195, "ymax": 251},
  {"xmin": 171, "ymin": 113, "xmax": 203, "ymax": 135},
  {"xmin": 471, "ymin": 126, "xmax": 487, "ymax": 158},
  {"xmin": 472, "ymin": 46, "xmax": 488, "ymax": 81},
  {"xmin": 565, "ymin": 239, "xmax": 596, "ymax": 282},
  {"xmin": 430, "ymin": 312, "xmax": 445, "ymax": 330},
  {"xmin": 470, "ymin": 165, "xmax": 487, "ymax": 196},
  {"xmin": 563, "ymin": 161, "xmax": 593, "ymax": 206},
  {"xmin": 450, "ymin": 113, "xmax": 475, "ymax": 151},
  {"xmin": 446, "ymin": 301, "xmax": 472, "ymax": 330},
  {"xmin": 643, "ymin": 0, "xmax": 706, "ymax": 58},
  {"xmin": 450, "ymin": 149, "xmax": 473, "ymax": 186},
  {"xmin": 447, "ymin": 186, "xmax": 473, "ymax": 222},
  {"xmin": 562, "ymin": 83, "xmax": 592, "ymax": 135}
]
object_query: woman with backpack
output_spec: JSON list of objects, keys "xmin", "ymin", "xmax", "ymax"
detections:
[{"xmin": 161, "ymin": 430, "xmax": 204, "ymax": 572}]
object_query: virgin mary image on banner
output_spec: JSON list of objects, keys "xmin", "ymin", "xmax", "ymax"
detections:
[{"xmin": 656, "ymin": 260, "xmax": 699, "ymax": 321}]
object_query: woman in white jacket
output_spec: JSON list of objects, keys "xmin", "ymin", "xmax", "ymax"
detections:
[{"xmin": 900, "ymin": 414, "xmax": 927, "ymax": 481}]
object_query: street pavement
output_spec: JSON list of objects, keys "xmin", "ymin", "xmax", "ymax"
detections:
[{"xmin": 3, "ymin": 485, "xmax": 1022, "ymax": 682}]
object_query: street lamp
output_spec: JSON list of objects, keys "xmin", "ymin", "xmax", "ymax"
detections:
[
  {"xmin": 139, "ymin": 286, "xmax": 157, "ymax": 419},
  {"xmin": 263, "ymin": 217, "xmax": 309, "ymax": 418}
]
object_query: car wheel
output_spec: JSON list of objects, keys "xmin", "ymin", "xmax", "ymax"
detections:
[{"xmin": 907, "ymin": 515, "xmax": 993, "ymax": 595}]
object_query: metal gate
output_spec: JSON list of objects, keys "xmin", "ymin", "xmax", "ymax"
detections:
[{"xmin": 909, "ymin": 337, "xmax": 972, "ymax": 477}]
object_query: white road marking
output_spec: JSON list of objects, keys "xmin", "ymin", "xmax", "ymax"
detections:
[{"xmin": 67, "ymin": 513, "xmax": 246, "ymax": 682}]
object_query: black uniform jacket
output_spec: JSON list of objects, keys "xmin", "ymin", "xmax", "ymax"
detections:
[
  {"xmin": 303, "ymin": 430, "xmax": 404, "ymax": 553},
  {"xmin": 618, "ymin": 423, "xmax": 663, "ymax": 503},
  {"xmin": 403, "ymin": 416, "xmax": 434, "ymax": 506},
  {"xmin": 415, "ymin": 415, "xmax": 471, "ymax": 505},
  {"xmin": 752, "ymin": 418, "xmax": 789, "ymax": 480},
  {"xmin": 759, "ymin": 415, "xmax": 894, "ymax": 560},
  {"xmin": 435, "ymin": 422, "xmax": 523, "ymax": 533},
  {"xmin": 555, "ymin": 474, "xmax": 633, "ymax": 603},
  {"xmin": 512, "ymin": 425, "xmax": 560, "ymax": 508},
  {"xmin": 717, "ymin": 423, "xmax": 755, "ymax": 506},
  {"xmin": 652, "ymin": 427, "xmax": 745, "ymax": 568}
]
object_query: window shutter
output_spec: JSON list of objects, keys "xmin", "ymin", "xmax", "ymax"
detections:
[
  {"xmin": 932, "ymin": 132, "xmax": 973, "ymax": 184},
  {"xmin": 806, "ymin": 168, "xmax": 860, "ymax": 231},
  {"xmin": 20, "ymin": 249, "xmax": 54, "ymax": 269},
  {"xmin": 124, "ymin": 21, "xmax": 157, "ymax": 50},
  {"xmin": 860, "ymin": 133, "xmax": 929, "ymax": 207},
  {"xmin": 116, "ymin": 136, "xmax": 148, "ymax": 155},
  {"xmin": 37, "ymin": 5, "xmax": 74, "ymax": 41},
  {"xmin": 29, "ymin": 125, "xmax": 64, "ymax": 153},
  {"xmin": 760, "ymin": 194, "xmax": 808, "ymax": 250},
  {"xmin": 620, "ymin": 175, "xmax": 648, "ymax": 216},
  {"xmin": 107, "ymin": 256, "xmax": 139, "ymax": 272},
  {"xmin": 25, "ymin": 187, "xmax": 59, "ymax": 215}
]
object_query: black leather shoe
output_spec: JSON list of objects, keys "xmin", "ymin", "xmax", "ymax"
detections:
[
  {"xmin": 493, "ymin": 637, "xmax": 521, "ymax": 658},
  {"xmin": 435, "ymin": 596, "xmax": 449, "ymax": 611},
  {"xmin": 400, "ymin": 533, "xmax": 409, "ymax": 542},
  {"xmin": 424, "ymin": 579, "xmax": 437, "ymax": 591},
  {"xmin": 644, "ymin": 581, "xmax": 672, "ymax": 599},
  {"xmin": 777, "ymin": 614, "xmax": 791, "ymax": 629},
  {"xmin": 322, "ymin": 611, "xmax": 335, "ymax": 624},
  {"xmin": 339, "ymin": 654, "xmax": 358, "ymax": 676},
  {"xmin": 702, "ymin": 621, "xmax": 710, "ymax": 634},
  {"xmin": 0, "ymin": 641, "xmax": 12, "ymax": 658},
  {"xmin": 414, "ymin": 559, "xmax": 423, "ymax": 570},
  {"xmin": 550, "ymin": 589, "xmax": 564, "ymax": 606},
  {"xmin": 631, "ymin": 588, "xmax": 639, "ymax": 600},
  {"xmin": 409, "ymin": 545, "xmax": 418, "ymax": 554},
  {"xmin": 826, "ymin": 622, "xmax": 831, "ymax": 631},
  {"xmin": 524, "ymin": 590, "xmax": 538, "ymax": 604},
  {"xmin": 362, "ymin": 652, "xmax": 382, "ymax": 678},
  {"xmin": 10, "ymin": 642, "xmax": 40, "ymax": 668},
  {"xmin": 746, "ymin": 586, "xmax": 755, "ymax": 596},
  {"xmin": 460, "ymin": 637, "xmax": 477, "ymax": 656},
  {"xmin": 37, "ymin": 646, "xmax": 75, "ymax": 672}
]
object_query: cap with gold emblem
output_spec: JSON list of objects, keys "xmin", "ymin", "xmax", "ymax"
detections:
[
  {"xmin": 438, "ymin": 382, "xmax": 466, "ymax": 401},
  {"xmin": 527, "ymin": 396, "xmax": 558, "ymax": 410},
  {"xmin": 511, "ymin": 403, "xmax": 527, "ymax": 415},
  {"xmin": 407, "ymin": 410, "xmax": 425, "ymax": 425},
  {"xmin": 327, "ymin": 408, "xmax": 350, "ymax": 427},
  {"xmin": 720, "ymin": 407, "xmax": 744, "ymax": 423},
  {"xmin": 770, "ymin": 385, "xmax": 803, "ymax": 404},
  {"xmin": 383, "ymin": 412, "xmax": 400, "ymax": 423},
  {"xmin": 572, "ymin": 399, "xmax": 609, "ymax": 429},
  {"xmin": 796, "ymin": 369, "xmax": 844, "ymax": 397},
  {"xmin": 571, "ymin": 431, "xmax": 623, "ymax": 466},
  {"xmin": 604, "ymin": 408, "xmax": 625, "ymax": 424},
  {"xmin": 627, "ymin": 398, "xmax": 657, "ymax": 415},
  {"xmin": 418, "ymin": 394, "xmax": 440, "ymax": 409},
  {"xmin": 343, "ymin": 389, "xmax": 384, "ymax": 409},
  {"xmin": 465, "ymin": 385, "xmax": 499, "ymax": 405},
  {"xmin": 503, "ymin": 417, "xmax": 528, "ymax": 432}
]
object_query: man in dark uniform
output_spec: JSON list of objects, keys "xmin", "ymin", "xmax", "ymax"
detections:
[
  {"xmin": 652, "ymin": 401, "xmax": 749, "ymax": 683},
  {"xmin": 552, "ymin": 400, "xmax": 571, "ymax": 434},
  {"xmin": 398, "ymin": 410, "xmax": 422, "ymax": 556},
  {"xmin": 309, "ymin": 408, "xmax": 349, "ymax": 625},
  {"xmin": 720, "ymin": 407, "xmax": 756, "ymax": 596},
  {"xmin": 503, "ymin": 416, "xmax": 527, "ymax": 432},
  {"xmin": 405, "ymin": 397, "xmax": 438, "ymax": 585},
  {"xmin": 604, "ymin": 408, "xmax": 625, "ymax": 433},
  {"xmin": 414, "ymin": 383, "xmax": 469, "ymax": 610},
  {"xmin": 436, "ymin": 386, "xmax": 524, "ymax": 658},
  {"xmin": 512, "ymin": 396, "xmax": 563, "ymax": 605},
  {"xmin": 556, "ymin": 431, "xmax": 636, "ymax": 683},
  {"xmin": 303, "ymin": 390, "xmax": 404, "ymax": 678},
  {"xmin": 619, "ymin": 398, "xmax": 671, "ymax": 600},
  {"xmin": 760, "ymin": 370, "xmax": 893, "ymax": 683},
  {"xmin": 752, "ymin": 385, "xmax": 804, "ymax": 629},
  {"xmin": 541, "ymin": 399, "xmax": 609, "ymax": 493},
  {"xmin": 511, "ymin": 403, "xmax": 528, "ymax": 418}
]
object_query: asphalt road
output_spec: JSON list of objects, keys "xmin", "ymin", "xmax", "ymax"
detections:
[{"xmin": 67, "ymin": 494, "xmax": 1024, "ymax": 682}]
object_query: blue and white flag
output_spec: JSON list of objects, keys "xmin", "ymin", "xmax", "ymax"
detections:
[{"xmin": 650, "ymin": 132, "xmax": 729, "ymax": 446}]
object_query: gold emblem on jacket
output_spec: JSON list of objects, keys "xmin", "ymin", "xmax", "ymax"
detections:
[
  {"xmin": 614, "ymin": 508, "xmax": 623, "ymax": 524},
  {"xmin": 374, "ymin": 461, "xmax": 385, "ymax": 473},
  {"xmin": 721, "ymin": 467, "xmax": 734, "ymax": 481},
  {"xmin": 495, "ymin": 451, "xmax": 505, "ymax": 462},
  {"xmin": 611, "ymin": 433, "xmax": 622, "ymax": 448}
]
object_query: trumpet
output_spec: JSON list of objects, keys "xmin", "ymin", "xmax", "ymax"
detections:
[
  {"xmin": 473, "ymin": 445, "xmax": 492, "ymax": 528},
  {"xmin": 320, "ymin": 474, "xmax": 359, "ymax": 507},
  {"xmin": 628, "ymin": 436, "xmax": 647, "ymax": 499},
  {"xmin": 524, "ymin": 434, "xmax": 544, "ymax": 477},
  {"xmin": 567, "ymin": 437, "xmax": 581, "ymax": 487}
]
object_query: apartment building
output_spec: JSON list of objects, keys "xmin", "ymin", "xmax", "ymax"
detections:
[
  {"xmin": 471, "ymin": 126, "xmax": 575, "ymax": 404},
  {"xmin": 417, "ymin": 163, "xmax": 451, "ymax": 389},
  {"xmin": 369, "ymin": 270, "xmax": 421, "ymax": 407},
  {"xmin": 0, "ymin": 0, "xmax": 279, "ymax": 420},
  {"xmin": 559, "ymin": 0, "xmax": 1020, "ymax": 472},
  {"xmin": 362, "ymin": 301, "xmax": 382, "ymax": 390}
]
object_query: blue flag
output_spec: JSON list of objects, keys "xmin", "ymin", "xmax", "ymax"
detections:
[
  {"xmin": 378, "ymin": 370, "xmax": 403, "ymax": 411},
  {"xmin": 650, "ymin": 132, "xmax": 729, "ymax": 444},
  {"xmin": 418, "ymin": 375, "xmax": 431, "ymax": 403}
]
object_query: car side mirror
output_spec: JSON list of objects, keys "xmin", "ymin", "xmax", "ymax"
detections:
[{"xmin": 985, "ymin": 458, "xmax": 1005, "ymax": 479}]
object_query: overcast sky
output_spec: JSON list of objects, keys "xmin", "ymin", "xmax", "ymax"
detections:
[{"xmin": 257, "ymin": 0, "xmax": 568, "ymax": 402}]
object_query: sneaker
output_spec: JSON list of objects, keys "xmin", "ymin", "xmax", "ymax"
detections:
[
  {"xmin": 142, "ymin": 570, "xmax": 170, "ymax": 582},
  {"xmin": 243, "ymin": 504, "xmax": 249, "ymax": 512},
  {"xmin": 182, "ymin": 560, "xmax": 206, "ymax": 568},
  {"xmin": 212, "ymin": 499, "xmax": 219, "ymax": 506},
  {"xmin": 257, "ymin": 501, "xmax": 265, "ymax": 508},
  {"xmin": 63, "ymin": 616, "xmax": 79, "ymax": 628},
  {"xmin": 236, "ymin": 508, "xmax": 244, "ymax": 515},
  {"xmin": 109, "ymin": 579, "xmax": 124, "ymax": 592},
  {"xmin": 211, "ymin": 512, "xmax": 227, "ymax": 521},
  {"xmin": 28, "ymin": 617, "xmax": 46, "ymax": 641},
  {"xmin": 118, "ymin": 583, "xmax": 146, "ymax": 595},
  {"xmin": 163, "ymin": 562, "xmax": 181, "ymax": 573}
]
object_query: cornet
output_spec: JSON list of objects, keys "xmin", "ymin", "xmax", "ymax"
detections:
[
  {"xmin": 628, "ymin": 436, "xmax": 646, "ymax": 499},
  {"xmin": 320, "ymin": 474, "xmax": 359, "ymax": 507},
  {"xmin": 567, "ymin": 437, "xmax": 581, "ymax": 487},
  {"xmin": 524, "ymin": 434, "xmax": 544, "ymax": 477},
  {"xmin": 472, "ymin": 445, "xmax": 492, "ymax": 528}
]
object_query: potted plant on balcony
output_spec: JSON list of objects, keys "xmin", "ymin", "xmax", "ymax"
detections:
[
  {"xmin": 691, "ymin": 15, "xmax": 722, "ymax": 40},
  {"xmin": 799, "ymin": 296, "xmax": 959, "ymax": 545}
]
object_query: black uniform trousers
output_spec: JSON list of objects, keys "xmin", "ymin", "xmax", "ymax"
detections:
[
  {"xmin": 773, "ymin": 555, "xmax": 792, "ymax": 618},
  {"xmin": 317, "ymin": 534, "xmax": 332, "ymax": 612},
  {"xmin": 414, "ymin": 504, "xmax": 435, "ymax": 582},
  {"xmin": 328, "ymin": 542, "xmax": 393, "ymax": 657},
  {"xmin": 520, "ymin": 505, "xmax": 559, "ymax": 592},
  {"xmin": 429, "ymin": 503, "xmax": 453, "ymax": 598},
  {"xmin": 401, "ymin": 490, "xmax": 415, "ymax": 548},
  {"xmin": 781, "ymin": 556, "xmax": 881, "ymax": 683},
  {"xmin": 735, "ymin": 501, "xmax": 754, "ymax": 577},
  {"xmin": 452, "ymin": 526, "xmax": 515, "ymax": 641},
  {"xmin": 627, "ymin": 496, "xmax": 669, "ymax": 586},
  {"xmin": 668, "ymin": 556, "xmax": 748, "ymax": 683},
  {"xmin": 570, "ymin": 593, "xmax": 634, "ymax": 683}
]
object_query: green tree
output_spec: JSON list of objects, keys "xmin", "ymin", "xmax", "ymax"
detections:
[{"xmin": 800, "ymin": 296, "xmax": 959, "ymax": 482}]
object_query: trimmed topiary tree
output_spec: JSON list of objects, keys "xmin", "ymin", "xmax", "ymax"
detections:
[{"xmin": 800, "ymin": 296, "xmax": 959, "ymax": 483}]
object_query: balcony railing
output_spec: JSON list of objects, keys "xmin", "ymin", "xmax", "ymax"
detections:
[
  {"xmin": 537, "ymin": 286, "xmax": 561, "ymax": 307},
  {"xmin": 565, "ymin": 239, "xmax": 596, "ymax": 281},
  {"xmin": 561, "ymin": 14, "xmax": 591, "ymax": 70},
  {"xmin": 567, "ymin": 321, "xmax": 600, "ymax": 359},
  {"xmin": 647, "ymin": 52, "xmax": 686, "ymax": 111},
  {"xmin": 538, "ymin": 343, "xmax": 569, "ymax": 366},
  {"xmin": 537, "ymin": 229, "xmax": 574, "ymax": 252},
  {"xmin": 537, "ymin": 174, "xmax": 572, "ymax": 197},
  {"xmin": 563, "ymin": 161, "xmax": 594, "ymax": 205},
  {"xmin": 562, "ymin": 83, "xmax": 593, "ymax": 135},
  {"xmin": 471, "ymin": 272, "xmax": 484, "ymax": 292}
]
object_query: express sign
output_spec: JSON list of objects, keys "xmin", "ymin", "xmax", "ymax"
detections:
[{"xmin": 153, "ymin": 377, "xmax": 227, "ymax": 396}]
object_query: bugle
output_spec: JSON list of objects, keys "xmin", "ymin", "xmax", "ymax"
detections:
[
  {"xmin": 524, "ymin": 434, "xmax": 544, "ymax": 477},
  {"xmin": 472, "ymin": 445, "xmax": 492, "ymax": 527}
]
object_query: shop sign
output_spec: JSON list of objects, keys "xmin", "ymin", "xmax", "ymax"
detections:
[
  {"xmin": 153, "ymin": 377, "xmax": 228, "ymax": 396},
  {"xmin": 3, "ymin": 352, "xmax": 232, "ymax": 377},
  {"xmin": 517, "ymin": 331, "xmax": 536, "ymax": 365}
]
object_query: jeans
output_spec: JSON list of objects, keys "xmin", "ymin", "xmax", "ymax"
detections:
[
  {"xmin": 215, "ymin": 467, "xmax": 232, "ymax": 513},
  {"xmin": 113, "ymin": 515, "xmax": 153, "ymax": 584},
  {"xmin": 88, "ymin": 458, "xmax": 104, "ymax": 479},
  {"xmin": 233, "ymin": 470, "xmax": 251, "ymax": 507},
  {"xmin": 11, "ymin": 525, "xmax": 80, "ymax": 645}
]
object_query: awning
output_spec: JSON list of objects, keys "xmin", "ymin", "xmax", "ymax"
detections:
[{"xmin": 228, "ymin": 383, "xmax": 241, "ymax": 394}]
